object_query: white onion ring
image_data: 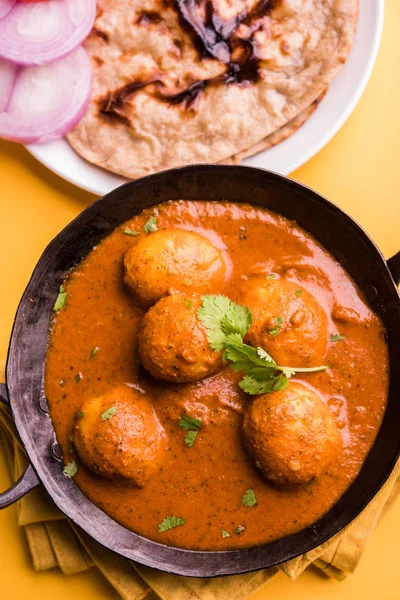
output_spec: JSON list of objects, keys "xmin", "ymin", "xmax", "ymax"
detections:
[
  {"xmin": 0, "ymin": 46, "xmax": 92, "ymax": 143},
  {"xmin": 0, "ymin": 0, "xmax": 15, "ymax": 20},
  {"xmin": 0, "ymin": 0, "xmax": 96, "ymax": 65}
]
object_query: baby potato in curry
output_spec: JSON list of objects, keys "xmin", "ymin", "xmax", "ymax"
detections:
[
  {"xmin": 243, "ymin": 382, "xmax": 342, "ymax": 487},
  {"xmin": 124, "ymin": 228, "xmax": 227, "ymax": 307},
  {"xmin": 138, "ymin": 293, "xmax": 224, "ymax": 382},
  {"xmin": 239, "ymin": 278, "xmax": 328, "ymax": 367},
  {"xmin": 74, "ymin": 386, "xmax": 167, "ymax": 487}
]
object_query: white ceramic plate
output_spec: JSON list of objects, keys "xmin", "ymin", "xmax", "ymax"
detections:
[{"xmin": 26, "ymin": 0, "xmax": 383, "ymax": 197}]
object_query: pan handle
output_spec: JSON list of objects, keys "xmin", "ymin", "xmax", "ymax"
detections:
[
  {"xmin": 387, "ymin": 251, "xmax": 400, "ymax": 286},
  {"xmin": 0, "ymin": 383, "xmax": 40, "ymax": 509}
]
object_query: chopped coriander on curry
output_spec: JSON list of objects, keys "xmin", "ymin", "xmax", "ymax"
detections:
[
  {"xmin": 89, "ymin": 346, "xmax": 99, "ymax": 359},
  {"xmin": 266, "ymin": 274, "xmax": 275, "ymax": 280},
  {"xmin": 63, "ymin": 461, "xmax": 77, "ymax": 478},
  {"xmin": 197, "ymin": 295, "xmax": 328, "ymax": 395},
  {"xmin": 235, "ymin": 525, "xmax": 245, "ymax": 535},
  {"xmin": 123, "ymin": 228, "xmax": 140, "ymax": 236},
  {"xmin": 221, "ymin": 529, "xmax": 230, "ymax": 538},
  {"xmin": 268, "ymin": 315, "xmax": 283, "ymax": 336},
  {"xmin": 77, "ymin": 411, "xmax": 85, "ymax": 418},
  {"xmin": 101, "ymin": 406, "xmax": 117, "ymax": 421},
  {"xmin": 179, "ymin": 415, "xmax": 202, "ymax": 447},
  {"xmin": 158, "ymin": 516, "xmax": 185, "ymax": 532},
  {"xmin": 53, "ymin": 285, "xmax": 67, "ymax": 312},
  {"xmin": 183, "ymin": 298, "xmax": 193, "ymax": 308},
  {"xmin": 242, "ymin": 489, "xmax": 257, "ymax": 508},
  {"xmin": 295, "ymin": 289, "xmax": 303, "ymax": 297},
  {"xmin": 330, "ymin": 334, "xmax": 345, "ymax": 342},
  {"xmin": 143, "ymin": 217, "xmax": 158, "ymax": 233},
  {"xmin": 179, "ymin": 415, "xmax": 202, "ymax": 431},
  {"xmin": 184, "ymin": 430, "xmax": 198, "ymax": 447},
  {"xmin": 183, "ymin": 279, "xmax": 191, "ymax": 286}
]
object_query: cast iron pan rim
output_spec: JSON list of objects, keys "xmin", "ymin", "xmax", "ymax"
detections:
[
  {"xmin": 5, "ymin": 164, "xmax": 400, "ymax": 577},
  {"xmin": 15, "ymin": 163, "xmax": 400, "ymax": 290}
]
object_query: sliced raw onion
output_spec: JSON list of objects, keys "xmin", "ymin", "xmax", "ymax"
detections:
[
  {"xmin": 0, "ymin": 0, "xmax": 15, "ymax": 20},
  {"xmin": 0, "ymin": 46, "xmax": 91, "ymax": 143},
  {"xmin": 0, "ymin": 0, "xmax": 96, "ymax": 65}
]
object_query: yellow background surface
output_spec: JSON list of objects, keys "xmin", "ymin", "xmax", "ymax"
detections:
[{"xmin": 1, "ymin": 2, "xmax": 399, "ymax": 598}]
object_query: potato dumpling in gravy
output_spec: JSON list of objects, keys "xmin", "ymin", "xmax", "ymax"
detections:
[
  {"xmin": 74, "ymin": 386, "xmax": 167, "ymax": 487},
  {"xmin": 243, "ymin": 382, "xmax": 342, "ymax": 487},
  {"xmin": 124, "ymin": 228, "xmax": 227, "ymax": 307},
  {"xmin": 138, "ymin": 293, "xmax": 224, "ymax": 382},
  {"xmin": 239, "ymin": 278, "xmax": 328, "ymax": 366}
]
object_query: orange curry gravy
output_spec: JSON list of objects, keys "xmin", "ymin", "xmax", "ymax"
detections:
[{"xmin": 45, "ymin": 201, "xmax": 388, "ymax": 550}]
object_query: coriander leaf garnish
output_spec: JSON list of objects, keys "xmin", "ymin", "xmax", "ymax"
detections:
[
  {"xmin": 184, "ymin": 430, "xmax": 198, "ymax": 447},
  {"xmin": 197, "ymin": 295, "xmax": 328, "ymax": 396},
  {"xmin": 143, "ymin": 217, "xmax": 158, "ymax": 233},
  {"xmin": 221, "ymin": 529, "xmax": 230, "ymax": 538},
  {"xmin": 101, "ymin": 406, "xmax": 117, "ymax": 421},
  {"xmin": 89, "ymin": 346, "xmax": 99, "ymax": 359},
  {"xmin": 179, "ymin": 415, "xmax": 202, "ymax": 431},
  {"xmin": 183, "ymin": 299, "xmax": 192, "ymax": 309},
  {"xmin": 77, "ymin": 411, "xmax": 85, "ymax": 418},
  {"xmin": 53, "ymin": 285, "xmax": 67, "ymax": 312},
  {"xmin": 268, "ymin": 315, "xmax": 283, "ymax": 337},
  {"xmin": 197, "ymin": 294, "xmax": 252, "ymax": 351},
  {"xmin": 267, "ymin": 274, "xmax": 275, "ymax": 280},
  {"xmin": 179, "ymin": 415, "xmax": 201, "ymax": 447},
  {"xmin": 183, "ymin": 279, "xmax": 191, "ymax": 286},
  {"xmin": 235, "ymin": 525, "xmax": 245, "ymax": 535},
  {"xmin": 75, "ymin": 372, "xmax": 83, "ymax": 383},
  {"xmin": 239, "ymin": 373, "xmax": 289, "ymax": 395},
  {"xmin": 330, "ymin": 334, "xmax": 345, "ymax": 342},
  {"xmin": 242, "ymin": 489, "xmax": 257, "ymax": 508},
  {"xmin": 158, "ymin": 516, "xmax": 185, "ymax": 532},
  {"xmin": 295, "ymin": 289, "xmax": 303, "ymax": 297},
  {"xmin": 123, "ymin": 228, "xmax": 140, "ymax": 237},
  {"xmin": 63, "ymin": 461, "xmax": 77, "ymax": 478}
]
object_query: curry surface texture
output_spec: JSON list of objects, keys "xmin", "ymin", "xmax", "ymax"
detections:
[{"xmin": 45, "ymin": 200, "xmax": 388, "ymax": 551}]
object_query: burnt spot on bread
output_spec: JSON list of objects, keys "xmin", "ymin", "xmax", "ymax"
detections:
[
  {"xmin": 98, "ymin": 77, "xmax": 205, "ymax": 122},
  {"xmin": 93, "ymin": 56, "xmax": 104, "ymax": 68},
  {"xmin": 156, "ymin": 80, "xmax": 207, "ymax": 110},
  {"xmin": 93, "ymin": 27, "xmax": 109, "ymax": 43},
  {"xmin": 97, "ymin": 0, "xmax": 280, "ymax": 121},
  {"xmin": 137, "ymin": 11, "xmax": 163, "ymax": 25},
  {"xmin": 174, "ymin": 0, "xmax": 275, "ymax": 60},
  {"xmin": 171, "ymin": 0, "xmax": 278, "ymax": 85},
  {"xmin": 98, "ymin": 81, "xmax": 154, "ymax": 126}
]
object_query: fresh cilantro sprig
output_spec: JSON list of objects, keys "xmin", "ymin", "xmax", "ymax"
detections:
[
  {"xmin": 143, "ymin": 217, "xmax": 158, "ymax": 233},
  {"xmin": 123, "ymin": 228, "xmax": 140, "ymax": 237},
  {"xmin": 197, "ymin": 295, "xmax": 328, "ymax": 395},
  {"xmin": 158, "ymin": 515, "xmax": 185, "ymax": 532},
  {"xmin": 101, "ymin": 406, "xmax": 117, "ymax": 421},
  {"xmin": 89, "ymin": 346, "xmax": 99, "ymax": 359},
  {"xmin": 53, "ymin": 285, "xmax": 67, "ymax": 312},
  {"xmin": 268, "ymin": 315, "xmax": 283, "ymax": 337},
  {"xmin": 330, "ymin": 333, "xmax": 345, "ymax": 342},
  {"xmin": 63, "ymin": 461, "xmax": 77, "ymax": 478},
  {"xmin": 197, "ymin": 294, "xmax": 252, "ymax": 351},
  {"xmin": 179, "ymin": 415, "xmax": 202, "ymax": 447},
  {"xmin": 242, "ymin": 489, "xmax": 257, "ymax": 507}
]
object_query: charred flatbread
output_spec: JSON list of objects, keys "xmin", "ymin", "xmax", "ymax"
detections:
[{"xmin": 67, "ymin": 0, "xmax": 359, "ymax": 178}]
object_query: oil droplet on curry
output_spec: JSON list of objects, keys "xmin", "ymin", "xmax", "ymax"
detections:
[{"xmin": 45, "ymin": 201, "xmax": 388, "ymax": 550}]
